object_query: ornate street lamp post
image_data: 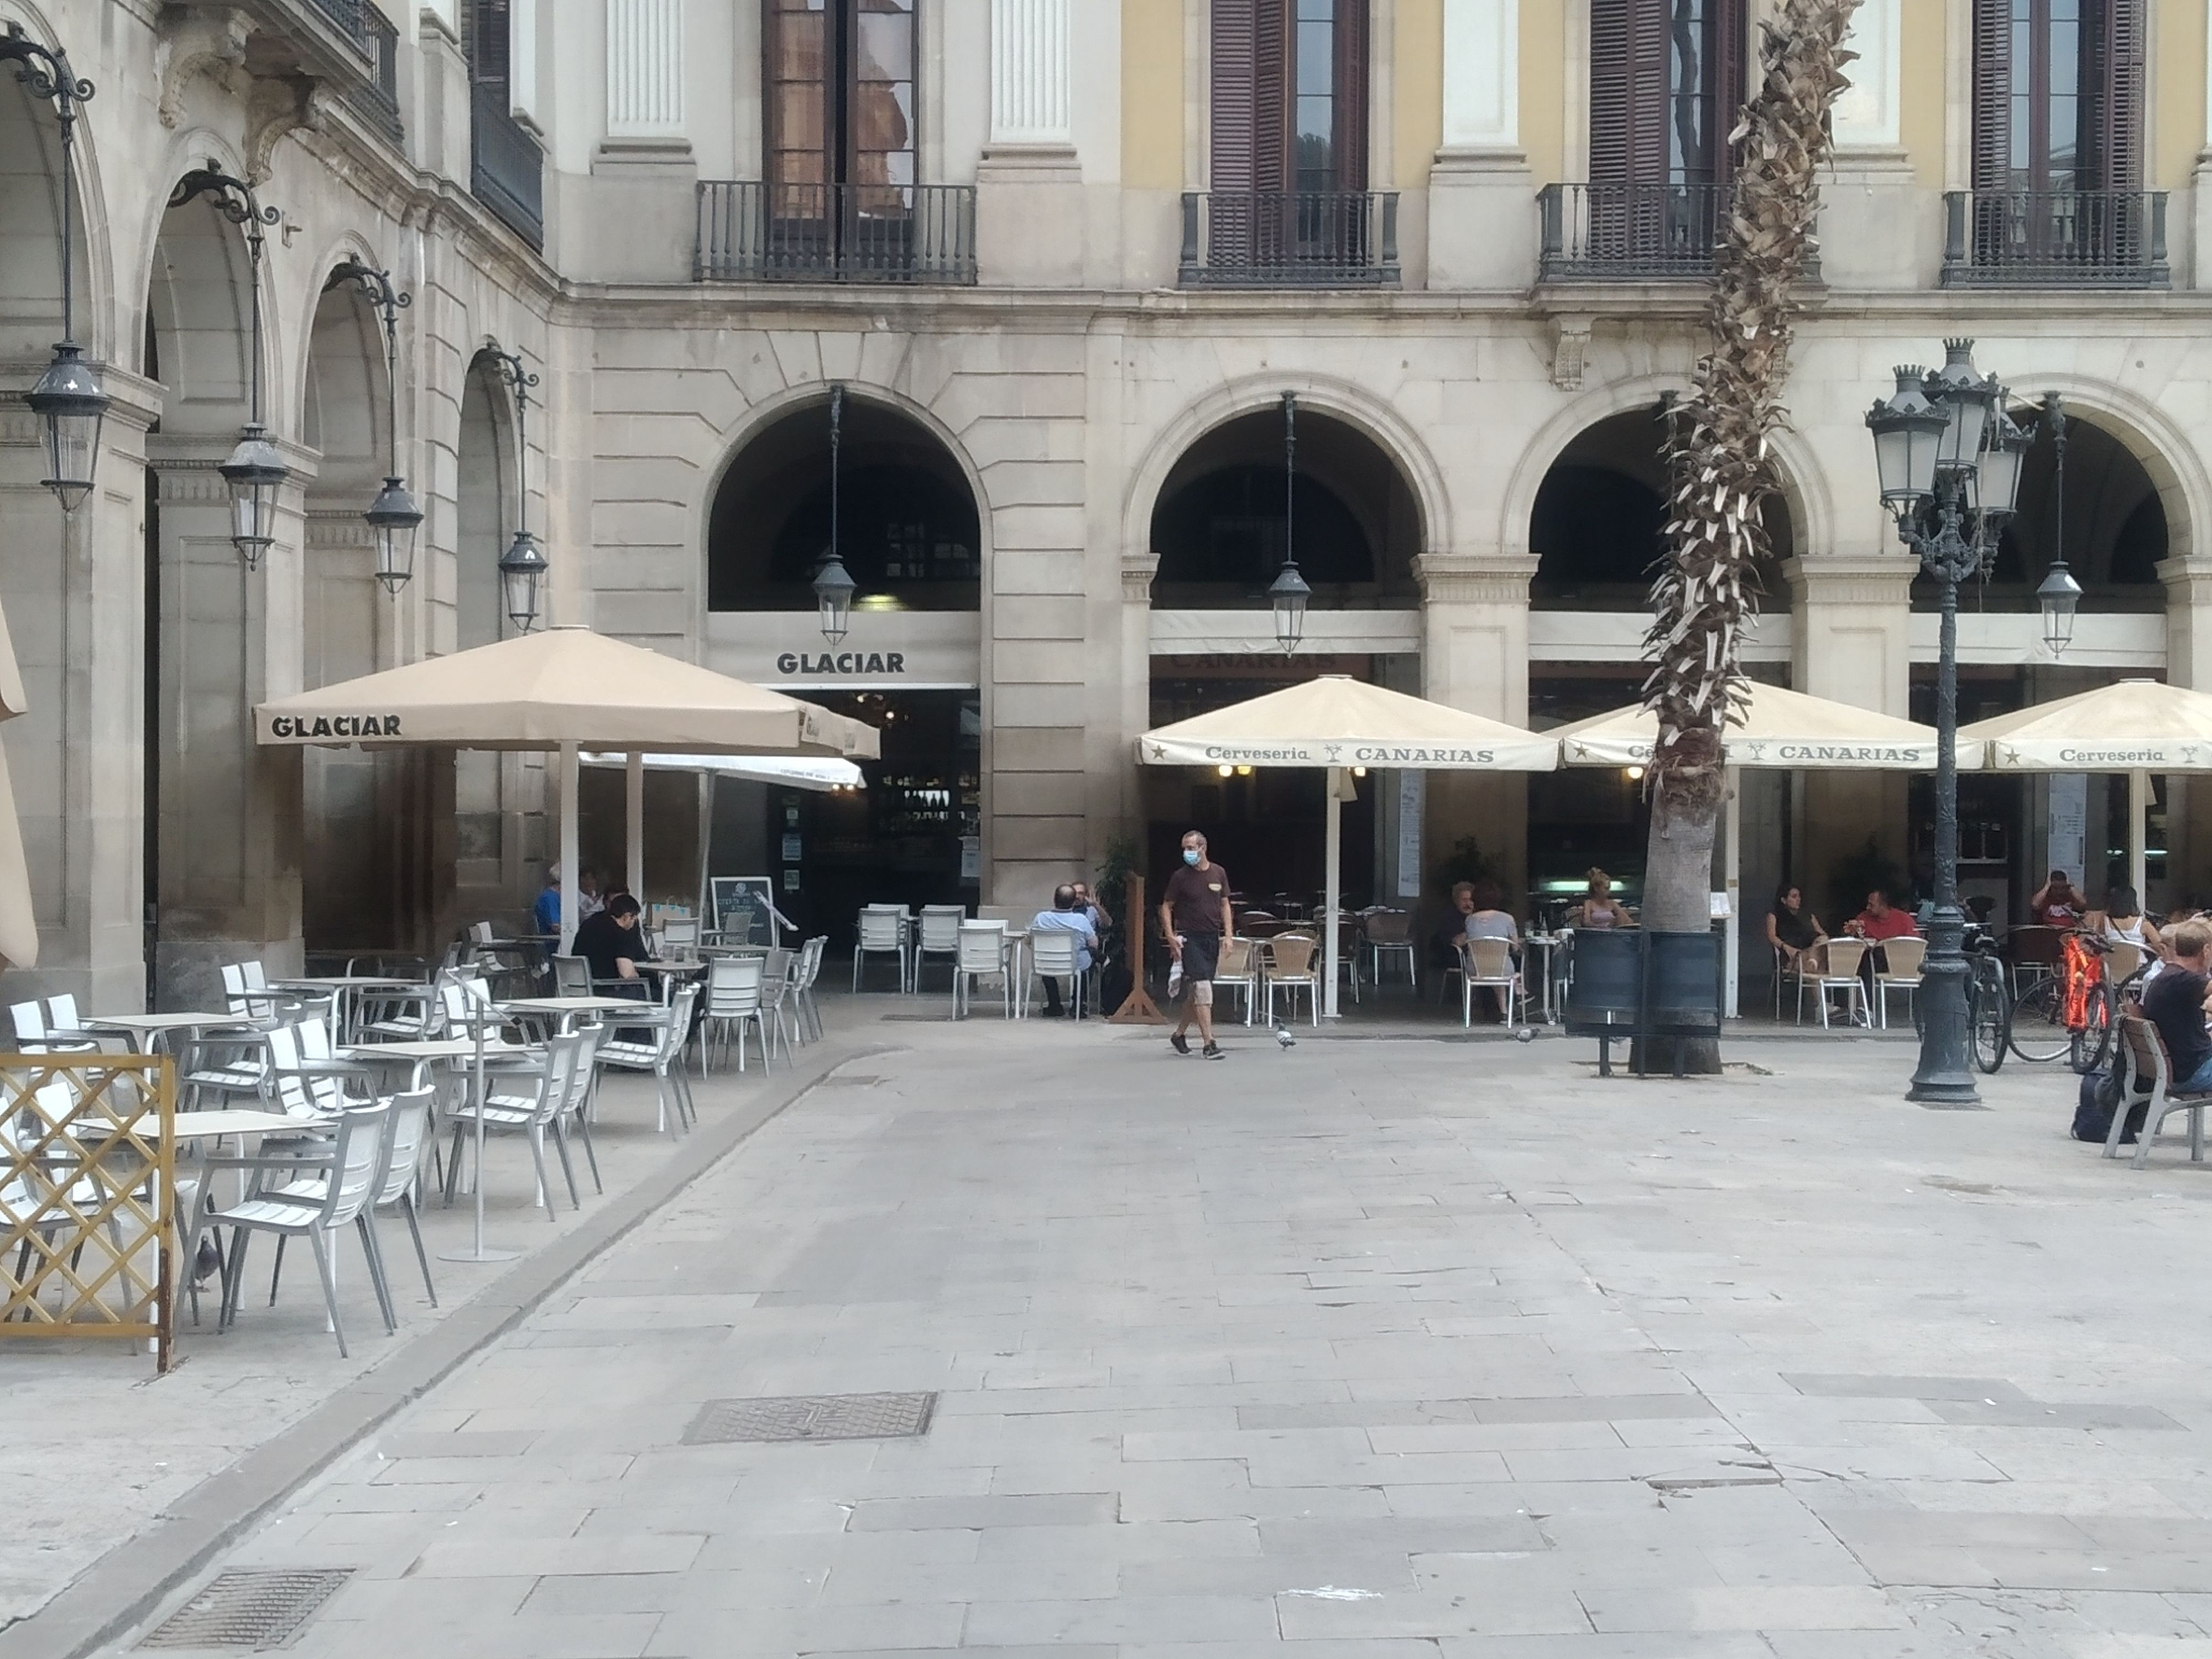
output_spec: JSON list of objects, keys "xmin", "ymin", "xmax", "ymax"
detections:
[
  {"xmin": 324, "ymin": 261, "xmax": 422, "ymax": 592},
  {"xmin": 812, "ymin": 383, "xmax": 855, "ymax": 645},
  {"xmin": 3, "ymin": 23, "xmax": 106, "ymax": 513},
  {"xmin": 1866, "ymin": 340, "xmax": 2028, "ymax": 1105},
  {"xmin": 482, "ymin": 345, "xmax": 546, "ymax": 632}
]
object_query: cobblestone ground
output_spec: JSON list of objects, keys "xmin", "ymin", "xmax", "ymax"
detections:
[{"xmin": 114, "ymin": 1021, "xmax": 2212, "ymax": 1657}]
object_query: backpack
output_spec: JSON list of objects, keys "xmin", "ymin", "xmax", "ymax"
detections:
[{"xmin": 2073, "ymin": 1062, "xmax": 2147, "ymax": 1145}]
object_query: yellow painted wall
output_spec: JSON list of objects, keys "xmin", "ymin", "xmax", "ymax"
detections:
[
  {"xmin": 1522, "ymin": 0, "xmax": 1566, "ymax": 183},
  {"xmin": 1123, "ymin": 0, "xmax": 1185, "ymax": 190},
  {"xmin": 1395, "ymin": 0, "xmax": 1444, "ymax": 185},
  {"xmin": 1897, "ymin": 0, "xmax": 1945, "ymax": 187},
  {"xmin": 2155, "ymin": 0, "xmax": 2207, "ymax": 190}
]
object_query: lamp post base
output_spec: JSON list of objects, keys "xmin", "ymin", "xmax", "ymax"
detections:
[{"xmin": 1907, "ymin": 912, "xmax": 1981, "ymax": 1109}]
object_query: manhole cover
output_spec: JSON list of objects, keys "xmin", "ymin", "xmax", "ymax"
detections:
[
  {"xmin": 140, "ymin": 1569, "xmax": 353, "ymax": 1650},
  {"xmin": 685, "ymin": 1392, "xmax": 936, "ymax": 1444}
]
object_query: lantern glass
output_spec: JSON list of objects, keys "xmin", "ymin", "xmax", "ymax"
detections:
[
  {"xmin": 1928, "ymin": 340, "xmax": 1992, "ymax": 474},
  {"xmin": 2037, "ymin": 562, "xmax": 2083, "ymax": 655},
  {"xmin": 364, "ymin": 476, "xmax": 424, "ymax": 594},
  {"xmin": 26, "ymin": 343, "xmax": 108, "ymax": 514},
  {"xmin": 498, "ymin": 528, "xmax": 549, "ymax": 633},
  {"xmin": 1865, "ymin": 368, "xmax": 1945, "ymax": 517},
  {"xmin": 1976, "ymin": 408, "xmax": 2030, "ymax": 521},
  {"xmin": 812, "ymin": 552, "xmax": 856, "ymax": 645},
  {"xmin": 219, "ymin": 425, "xmax": 290, "ymax": 571},
  {"xmin": 1268, "ymin": 561, "xmax": 1311, "ymax": 654}
]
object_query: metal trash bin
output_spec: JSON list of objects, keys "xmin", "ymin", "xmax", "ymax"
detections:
[
  {"xmin": 1641, "ymin": 930, "xmax": 1723, "ymax": 1078},
  {"xmin": 1563, "ymin": 930, "xmax": 1640, "ymax": 1076}
]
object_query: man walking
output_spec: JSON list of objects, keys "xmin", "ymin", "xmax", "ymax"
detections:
[{"xmin": 1160, "ymin": 828, "xmax": 1234, "ymax": 1060}]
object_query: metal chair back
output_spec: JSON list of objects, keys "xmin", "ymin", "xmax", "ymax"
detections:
[
  {"xmin": 551, "ymin": 954, "xmax": 592, "ymax": 997},
  {"xmin": 1464, "ymin": 937, "xmax": 1515, "ymax": 980},
  {"xmin": 918, "ymin": 910, "xmax": 963, "ymax": 954},
  {"xmin": 1028, "ymin": 928, "xmax": 1079, "ymax": 979},
  {"xmin": 857, "ymin": 911, "xmax": 905, "ymax": 952},
  {"xmin": 707, "ymin": 954, "xmax": 764, "ymax": 1017},
  {"xmin": 373, "ymin": 1086, "xmax": 437, "ymax": 1207},
  {"xmin": 957, "ymin": 922, "xmax": 1008, "ymax": 975}
]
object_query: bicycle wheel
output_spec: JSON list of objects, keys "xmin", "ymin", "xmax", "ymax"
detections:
[
  {"xmin": 2072, "ymin": 982, "xmax": 2112, "ymax": 1075},
  {"xmin": 2008, "ymin": 975, "xmax": 2072, "ymax": 1064},
  {"xmin": 1970, "ymin": 963, "xmax": 2007, "ymax": 1074}
]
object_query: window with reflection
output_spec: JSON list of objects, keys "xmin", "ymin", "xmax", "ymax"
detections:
[{"xmin": 765, "ymin": 0, "xmax": 916, "ymax": 212}]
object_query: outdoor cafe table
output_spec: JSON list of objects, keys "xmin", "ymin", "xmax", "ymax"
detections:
[
  {"xmin": 266, "ymin": 975, "xmax": 421, "ymax": 1044},
  {"xmin": 343, "ymin": 1037, "xmax": 539, "ymax": 1265},
  {"xmin": 497, "ymin": 995, "xmax": 643, "ymax": 1034},
  {"xmin": 81, "ymin": 1013, "xmax": 255, "ymax": 1056},
  {"xmin": 634, "ymin": 961, "xmax": 705, "ymax": 1003}
]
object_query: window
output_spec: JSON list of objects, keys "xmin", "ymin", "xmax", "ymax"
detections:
[
  {"xmin": 1974, "ymin": 0, "xmax": 2144, "ymax": 196},
  {"xmin": 1589, "ymin": 0, "xmax": 1743, "ymax": 189},
  {"xmin": 464, "ymin": 0, "xmax": 509, "ymax": 84},
  {"xmin": 766, "ymin": 0, "xmax": 916, "ymax": 206},
  {"xmin": 1210, "ymin": 0, "xmax": 1368, "ymax": 197}
]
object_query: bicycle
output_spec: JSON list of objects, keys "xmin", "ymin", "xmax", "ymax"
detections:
[
  {"xmin": 1913, "ymin": 924, "xmax": 2008, "ymax": 1073},
  {"xmin": 2011, "ymin": 932, "xmax": 2153, "ymax": 1071}
]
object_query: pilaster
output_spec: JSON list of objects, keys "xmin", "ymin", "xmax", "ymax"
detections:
[
  {"xmin": 1427, "ymin": 0, "xmax": 1532, "ymax": 289},
  {"xmin": 977, "ymin": 0, "xmax": 1084, "ymax": 284}
]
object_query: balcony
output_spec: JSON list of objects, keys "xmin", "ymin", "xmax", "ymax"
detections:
[
  {"xmin": 1942, "ymin": 191, "xmax": 2168, "ymax": 289},
  {"xmin": 470, "ymin": 81, "xmax": 544, "ymax": 250},
  {"xmin": 169, "ymin": 0, "xmax": 400, "ymax": 146},
  {"xmin": 1537, "ymin": 182, "xmax": 1723, "ymax": 281},
  {"xmin": 695, "ymin": 182, "xmax": 978, "ymax": 284},
  {"xmin": 1177, "ymin": 191, "xmax": 1399, "ymax": 288}
]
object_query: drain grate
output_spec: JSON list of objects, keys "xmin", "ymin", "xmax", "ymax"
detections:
[
  {"xmin": 685, "ymin": 1391, "xmax": 936, "ymax": 1444},
  {"xmin": 140, "ymin": 1569, "xmax": 353, "ymax": 1651}
]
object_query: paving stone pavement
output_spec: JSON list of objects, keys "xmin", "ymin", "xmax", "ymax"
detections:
[{"xmin": 104, "ymin": 1020, "xmax": 2212, "ymax": 1657}]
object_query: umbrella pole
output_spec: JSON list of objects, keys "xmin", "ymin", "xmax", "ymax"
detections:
[
  {"xmin": 560, "ymin": 742, "xmax": 580, "ymax": 955},
  {"xmin": 626, "ymin": 751, "xmax": 645, "ymax": 905},
  {"xmin": 2131, "ymin": 768, "xmax": 2149, "ymax": 905},
  {"xmin": 1725, "ymin": 766, "xmax": 1740, "ymax": 1020},
  {"xmin": 1324, "ymin": 766, "xmax": 1342, "ymax": 1020}
]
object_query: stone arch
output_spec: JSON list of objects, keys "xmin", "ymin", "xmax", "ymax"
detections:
[
  {"xmin": 1497, "ymin": 373, "xmax": 1828, "ymax": 568},
  {"xmin": 2001, "ymin": 375, "xmax": 2204, "ymax": 571},
  {"xmin": 0, "ymin": 25, "xmax": 99, "ymax": 363},
  {"xmin": 456, "ymin": 347, "xmax": 518, "ymax": 650},
  {"xmin": 138, "ymin": 146, "xmax": 273, "ymax": 437},
  {"xmin": 1121, "ymin": 373, "xmax": 1451, "ymax": 581}
]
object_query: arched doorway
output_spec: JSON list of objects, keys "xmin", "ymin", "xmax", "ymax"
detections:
[
  {"xmin": 143, "ymin": 181, "xmax": 298, "ymax": 1004},
  {"xmin": 703, "ymin": 393, "xmax": 983, "ymax": 940},
  {"xmin": 1145, "ymin": 405, "xmax": 1423, "ymax": 909}
]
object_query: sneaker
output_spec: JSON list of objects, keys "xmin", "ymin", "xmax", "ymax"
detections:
[
  {"xmin": 1170, "ymin": 1032, "xmax": 1190, "ymax": 1055},
  {"xmin": 1202, "ymin": 1041, "xmax": 1224, "ymax": 1061}
]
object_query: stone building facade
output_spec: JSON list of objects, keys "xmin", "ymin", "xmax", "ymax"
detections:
[{"xmin": 4, "ymin": 0, "xmax": 2211, "ymax": 1008}]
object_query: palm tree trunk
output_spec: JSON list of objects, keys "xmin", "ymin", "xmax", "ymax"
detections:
[{"xmin": 1636, "ymin": 0, "xmax": 1861, "ymax": 1071}]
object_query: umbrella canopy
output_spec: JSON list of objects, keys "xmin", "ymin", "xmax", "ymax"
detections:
[
  {"xmin": 1139, "ymin": 676, "xmax": 1558, "ymax": 771},
  {"xmin": 1553, "ymin": 682, "xmax": 1977, "ymax": 771},
  {"xmin": 255, "ymin": 627, "xmax": 879, "ymax": 759},
  {"xmin": 0, "ymin": 600, "xmax": 36, "ymax": 967},
  {"xmin": 581, "ymin": 752, "xmax": 865, "ymax": 791},
  {"xmin": 1957, "ymin": 679, "xmax": 2212, "ymax": 771}
]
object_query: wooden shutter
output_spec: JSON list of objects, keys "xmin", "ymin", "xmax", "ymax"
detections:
[
  {"xmin": 1254, "ymin": 0, "xmax": 1289, "ymax": 191},
  {"xmin": 1335, "ymin": 0, "xmax": 1369, "ymax": 192},
  {"xmin": 1589, "ymin": 0, "xmax": 1668, "ymax": 187},
  {"xmin": 467, "ymin": 0, "xmax": 509, "ymax": 82},
  {"xmin": 1970, "ymin": 0, "xmax": 2011, "ymax": 191},
  {"xmin": 1211, "ymin": 0, "xmax": 1259, "ymax": 191},
  {"xmin": 2098, "ymin": 0, "xmax": 2146, "ymax": 193},
  {"xmin": 1713, "ymin": 0, "xmax": 1747, "ymax": 181}
]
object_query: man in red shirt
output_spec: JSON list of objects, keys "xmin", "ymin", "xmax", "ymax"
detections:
[{"xmin": 1846, "ymin": 889, "xmax": 1919, "ymax": 943}]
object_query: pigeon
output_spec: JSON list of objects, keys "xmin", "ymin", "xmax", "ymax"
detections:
[
  {"xmin": 1513, "ymin": 1026, "xmax": 1537, "ymax": 1044},
  {"xmin": 1276, "ymin": 1028, "xmax": 1296, "ymax": 1050}
]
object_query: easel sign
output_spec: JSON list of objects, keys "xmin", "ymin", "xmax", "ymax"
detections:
[{"xmin": 708, "ymin": 875, "xmax": 790, "ymax": 945}]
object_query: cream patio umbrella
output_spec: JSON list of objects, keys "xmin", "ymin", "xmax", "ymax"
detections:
[
  {"xmin": 1552, "ymin": 682, "xmax": 1975, "ymax": 1016},
  {"xmin": 1957, "ymin": 678, "xmax": 2212, "ymax": 904},
  {"xmin": 1139, "ymin": 676, "xmax": 1558, "ymax": 1017},
  {"xmin": 257, "ymin": 627, "xmax": 879, "ymax": 951}
]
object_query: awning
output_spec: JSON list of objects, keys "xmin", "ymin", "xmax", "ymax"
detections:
[
  {"xmin": 255, "ymin": 627, "xmax": 879, "ymax": 759},
  {"xmin": 1552, "ymin": 682, "xmax": 1977, "ymax": 771},
  {"xmin": 1139, "ymin": 676, "xmax": 1558, "ymax": 771},
  {"xmin": 1958, "ymin": 679, "xmax": 2212, "ymax": 771},
  {"xmin": 581, "ymin": 752, "xmax": 864, "ymax": 791}
]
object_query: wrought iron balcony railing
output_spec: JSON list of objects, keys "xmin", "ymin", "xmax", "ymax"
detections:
[
  {"xmin": 1177, "ymin": 191, "xmax": 1400, "ymax": 287},
  {"xmin": 470, "ymin": 82, "xmax": 544, "ymax": 250},
  {"xmin": 1942, "ymin": 191, "xmax": 2169, "ymax": 288},
  {"xmin": 1537, "ymin": 182, "xmax": 1724, "ymax": 281},
  {"xmin": 695, "ymin": 182, "xmax": 978, "ymax": 284},
  {"xmin": 345, "ymin": 4, "xmax": 401, "ymax": 144},
  {"xmin": 175, "ymin": 0, "xmax": 401, "ymax": 147}
]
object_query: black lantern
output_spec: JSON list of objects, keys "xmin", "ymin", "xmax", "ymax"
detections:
[
  {"xmin": 498, "ymin": 528, "xmax": 549, "ymax": 633},
  {"xmin": 813, "ymin": 383, "xmax": 853, "ymax": 646},
  {"xmin": 2036, "ymin": 393, "xmax": 2078, "ymax": 656},
  {"xmin": 3, "ymin": 25, "xmax": 106, "ymax": 513},
  {"xmin": 174, "ymin": 166, "xmax": 285, "ymax": 569},
  {"xmin": 482, "ymin": 344, "xmax": 545, "ymax": 631},
  {"xmin": 1864, "ymin": 367, "xmax": 1946, "ymax": 520},
  {"xmin": 326, "ymin": 261, "xmax": 422, "ymax": 593},
  {"xmin": 1273, "ymin": 390, "xmax": 1308, "ymax": 654}
]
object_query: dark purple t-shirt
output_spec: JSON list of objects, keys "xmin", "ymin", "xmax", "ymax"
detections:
[{"xmin": 1164, "ymin": 862, "xmax": 1231, "ymax": 937}]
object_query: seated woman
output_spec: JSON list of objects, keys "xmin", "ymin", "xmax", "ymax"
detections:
[
  {"xmin": 1459, "ymin": 879, "xmax": 1522, "ymax": 1022},
  {"xmin": 1766, "ymin": 883, "xmax": 1828, "ymax": 973},
  {"xmin": 2084, "ymin": 884, "xmax": 2161, "ymax": 952},
  {"xmin": 1573, "ymin": 869, "xmax": 1632, "ymax": 930}
]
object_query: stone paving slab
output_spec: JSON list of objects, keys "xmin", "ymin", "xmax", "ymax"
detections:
[{"xmin": 72, "ymin": 1015, "xmax": 2212, "ymax": 1657}]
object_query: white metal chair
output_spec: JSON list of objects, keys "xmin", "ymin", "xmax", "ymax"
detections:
[
  {"xmin": 368, "ymin": 1084, "xmax": 440, "ymax": 1307},
  {"xmin": 1363, "ymin": 910, "xmax": 1417, "ymax": 988},
  {"xmin": 701, "ymin": 955, "xmax": 773, "ymax": 1073},
  {"xmin": 656, "ymin": 916, "xmax": 700, "ymax": 957},
  {"xmin": 443, "ymin": 1031, "xmax": 583, "ymax": 1220},
  {"xmin": 953, "ymin": 922, "xmax": 1013, "ymax": 1019},
  {"xmin": 1265, "ymin": 934, "xmax": 1321, "ymax": 1027},
  {"xmin": 2116, "ymin": 1010, "xmax": 2212, "ymax": 1168},
  {"xmin": 1802, "ymin": 938, "xmax": 1870, "ymax": 1029},
  {"xmin": 9, "ymin": 1000, "xmax": 95, "ymax": 1054},
  {"xmin": 1214, "ymin": 937, "xmax": 1262, "ymax": 1025},
  {"xmin": 1026, "ymin": 928, "xmax": 1086, "ymax": 1020},
  {"xmin": 1873, "ymin": 936, "xmax": 1926, "ymax": 1030},
  {"xmin": 550, "ymin": 954, "xmax": 593, "ymax": 998},
  {"xmin": 1459, "ymin": 936, "xmax": 1520, "ymax": 1026},
  {"xmin": 853, "ymin": 909, "xmax": 911, "ymax": 993},
  {"xmin": 596, "ymin": 983, "xmax": 698, "ymax": 1134},
  {"xmin": 914, "ymin": 906, "xmax": 964, "ymax": 992},
  {"xmin": 794, "ymin": 936, "xmax": 827, "ymax": 1041}
]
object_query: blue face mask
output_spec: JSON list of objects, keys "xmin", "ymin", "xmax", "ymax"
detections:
[{"xmin": 1182, "ymin": 849, "xmax": 1201, "ymax": 867}]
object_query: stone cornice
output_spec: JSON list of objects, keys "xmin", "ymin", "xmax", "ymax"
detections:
[
  {"xmin": 1413, "ymin": 553, "xmax": 1541, "ymax": 605},
  {"xmin": 1782, "ymin": 554, "xmax": 1918, "ymax": 607}
]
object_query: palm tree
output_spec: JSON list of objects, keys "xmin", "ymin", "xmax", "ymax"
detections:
[{"xmin": 1637, "ymin": 0, "xmax": 1861, "ymax": 1061}]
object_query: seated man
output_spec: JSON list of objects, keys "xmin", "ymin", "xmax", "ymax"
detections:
[
  {"xmin": 2143, "ymin": 919, "xmax": 2212, "ymax": 1092},
  {"xmin": 1029, "ymin": 884, "xmax": 1098, "ymax": 1018},
  {"xmin": 573, "ymin": 893, "xmax": 654, "ymax": 997}
]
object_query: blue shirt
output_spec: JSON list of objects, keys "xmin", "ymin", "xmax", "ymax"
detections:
[
  {"xmin": 533, "ymin": 887, "xmax": 562, "ymax": 933},
  {"xmin": 1030, "ymin": 909, "xmax": 1096, "ymax": 973}
]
